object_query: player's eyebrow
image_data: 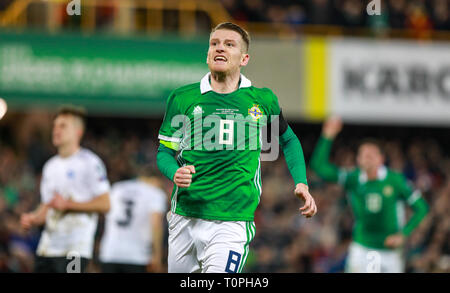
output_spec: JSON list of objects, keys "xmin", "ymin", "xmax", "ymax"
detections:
[{"xmin": 210, "ymin": 38, "xmax": 238, "ymax": 44}]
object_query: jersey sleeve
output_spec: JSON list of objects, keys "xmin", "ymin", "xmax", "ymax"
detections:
[
  {"xmin": 395, "ymin": 173, "xmax": 429, "ymax": 236},
  {"xmin": 396, "ymin": 174, "xmax": 421, "ymax": 204},
  {"xmin": 264, "ymin": 88, "xmax": 289, "ymax": 138},
  {"xmin": 40, "ymin": 163, "xmax": 53, "ymax": 204},
  {"xmin": 158, "ymin": 91, "xmax": 184, "ymax": 147},
  {"xmin": 310, "ymin": 136, "xmax": 341, "ymax": 183},
  {"xmin": 87, "ymin": 155, "xmax": 111, "ymax": 198}
]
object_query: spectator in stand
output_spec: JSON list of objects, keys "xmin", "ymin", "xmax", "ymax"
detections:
[
  {"xmin": 405, "ymin": 0, "xmax": 433, "ymax": 38},
  {"xmin": 336, "ymin": 0, "xmax": 367, "ymax": 28},
  {"xmin": 306, "ymin": 0, "xmax": 334, "ymax": 25},
  {"xmin": 431, "ymin": 0, "xmax": 450, "ymax": 31},
  {"xmin": 388, "ymin": 0, "xmax": 408, "ymax": 29},
  {"xmin": 243, "ymin": 0, "xmax": 268, "ymax": 22},
  {"xmin": 286, "ymin": 4, "xmax": 308, "ymax": 25},
  {"xmin": 220, "ymin": 0, "xmax": 250, "ymax": 22}
]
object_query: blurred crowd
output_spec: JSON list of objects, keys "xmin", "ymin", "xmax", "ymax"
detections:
[
  {"xmin": 247, "ymin": 127, "xmax": 450, "ymax": 273},
  {"xmin": 2, "ymin": 0, "xmax": 450, "ymax": 38},
  {"xmin": 221, "ymin": 0, "xmax": 450, "ymax": 32},
  {"xmin": 0, "ymin": 111, "xmax": 449, "ymax": 273}
]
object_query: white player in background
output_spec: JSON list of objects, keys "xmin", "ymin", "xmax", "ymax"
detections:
[
  {"xmin": 20, "ymin": 106, "xmax": 111, "ymax": 273},
  {"xmin": 99, "ymin": 171, "xmax": 167, "ymax": 273}
]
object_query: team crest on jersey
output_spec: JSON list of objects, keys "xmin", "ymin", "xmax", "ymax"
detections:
[
  {"xmin": 383, "ymin": 185, "xmax": 394, "ymax": 197},
  {"xmin": 67, "ymin": 170, "xmax": 75, "ymax": 179},
  {"xmin": 248, "ymin": 104, "xmax": 263, "ymax": 120},
  {"xmin": 192, "ymin": 105, "xmax": 204, "ymax": 115}
]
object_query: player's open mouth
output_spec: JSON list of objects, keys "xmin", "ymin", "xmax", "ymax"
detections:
[{"xmin": 214, "ymin": 55, "xmax": 227, "ymax": 62}]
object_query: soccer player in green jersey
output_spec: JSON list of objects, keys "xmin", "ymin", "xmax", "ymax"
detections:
[
  {"xmin": 156, "ymin": 22, "xmax": 317, "ymax": 273},
  {"xmin": 310, "ymin": 116, "xmax": 429, "ymax": 273}
]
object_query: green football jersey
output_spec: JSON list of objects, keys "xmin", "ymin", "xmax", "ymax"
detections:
[
  {"xmin": 311, "ymin": 136, "xmax": 429, "ymax": 249},
  {"xmin": 338, "ymin": 166, "xmax": 420, "ymax": 249},
  {"xmin": 158, "ymin": 73, "xmax": 281, "ymax": 221}
]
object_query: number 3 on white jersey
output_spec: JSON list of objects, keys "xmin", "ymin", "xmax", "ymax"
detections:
[{"xmin": 219, "ymin": 119, "xmax": 234, "ymax": 145}]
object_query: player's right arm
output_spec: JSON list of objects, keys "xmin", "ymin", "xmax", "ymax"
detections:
[
  {"xmin": 156, "ymin": 90, "xmax": 195, "ymax": 187},
  {"xmin": 20, "ymin": 203, "xmax": 49, "ymax": 230},
  {"xmin": 310, "ymin": 116, "xmax": 344, "ymax": 183},
  {"xmin": 148, "ymin": 211, "xmax": 164, "ymax": 273},
  {"xmin": 146, "ymin": 187, "xmax": 167, "ymax": 272},
  {"xmin": 21, "ymin": 161, "xmax": 53, "ymax": 230},
  {"xmin": 157, "ymin": 145, "xmax": 195, "ymax": 187}
]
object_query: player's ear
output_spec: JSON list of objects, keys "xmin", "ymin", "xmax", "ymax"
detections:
[
  {"xmin": 240, "ymin": 53, "xmax": 249, "ymax": 67},
  {"xmin": 76, "ymin": 127, "xmax": 84, "ymax": 141},
  {"xmin": 380, "ymin": 153, "xmax": 385, "ymax": 164},
  {"xmin": 74, "ymin": 118, "xmax": 85, "ymax": 140}
]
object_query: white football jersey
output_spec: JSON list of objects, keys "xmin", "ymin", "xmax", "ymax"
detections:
[
  {"xmin": 99, "ymin": 179, "xmax": 167, "ymax": 265},
  {"xmin": 36, "ymin": 148, "xmax": 111, "ymax": 259}
]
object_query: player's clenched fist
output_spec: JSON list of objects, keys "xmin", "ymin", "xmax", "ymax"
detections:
[
  {"xmin": 295, "ymin": 183, "xmax": 317, "ymax": 218},
  {"xmin": 173, "ymin": 165, "xmax": 196, "ymax": 188},
  {"xmin": 20, "ymin": 213, "xmax": 37, "ymax": 230}
]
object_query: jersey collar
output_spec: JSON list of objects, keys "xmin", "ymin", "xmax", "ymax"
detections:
[
  {"xmin": 359, "ymin": 165, "xmax": 388, "ymax": 184},
  {"xmin": 200, "ymin": 72, "xmax": 252, "ymax": 94}
]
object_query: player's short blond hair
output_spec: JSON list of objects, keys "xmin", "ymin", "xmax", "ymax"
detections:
[
  {"xmin": 211, "ymin": 22, "xmax": 250, "ymax": 53},
  {"xmin": 56, "ymin": 105, "xmax": 87, "ymax": 130}
]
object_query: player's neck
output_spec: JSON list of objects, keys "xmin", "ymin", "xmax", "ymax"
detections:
[
  {"xmin": 58, "ymin": 143, "xmax": 80, "ymax": 158},
  {"xmin": 366, "ymin": 167, "xmax": 379, "ymax": 180},
  {"xmin": 210, "ymin": 70, "xmax": 240, "ymax": 94}
]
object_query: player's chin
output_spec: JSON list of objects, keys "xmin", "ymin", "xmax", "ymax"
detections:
[
  {"xmin": 52, "ymin": 139, "xmax": 61, "ymax": 147},
  {"xmin": 209, "ymin": 64, "xmax": 228, "ymax": 73}
]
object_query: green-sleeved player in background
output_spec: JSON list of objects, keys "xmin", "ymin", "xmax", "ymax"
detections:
[
  {"xmin": 157, "ymin": 22, "xmax": 317, "ymax": 273},
  {"xmin": 310, "ymin": 116, "xmax": 429, "ymax": 273}
]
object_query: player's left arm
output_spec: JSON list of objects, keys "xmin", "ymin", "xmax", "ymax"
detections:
[
  {"xmin": 403, "ymin": 193, "xmax": 429, "ymax": 236},
  {"xmin": 147, "ymin": 189, "xmax": 167, "ymax": 272},
  {"xmin": 156, "ymin": 91, "xmax": 196, "ymax": 187},
  {"xmin": 275, "ymin": 110, "xmax": 317, "ymax": 218},
  {"xmin": 156, "ymin": 143, "xmax": 180, "ymax": 181},
  {"xmin": 385, "ymin": 176, "xmax": 429, "ymax": 248},
  {"xmin": 148, "ymin": 211, "xmax": 164, "ymax": 273}
]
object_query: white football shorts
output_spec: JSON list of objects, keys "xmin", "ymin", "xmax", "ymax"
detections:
[
  {"xmin": 345, "ymin": 242, "xmax": 405, "ymax": 273},
  {"xmin": 167, "ymin": 212, "xmax": 256, "ymax": 273}
]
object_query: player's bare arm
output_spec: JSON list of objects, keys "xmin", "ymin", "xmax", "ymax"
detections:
[
  {"xmin": 20, "ymin": 203, "xmax": 49, "ymax": 230},
  {"xmin": 148, "ymin": 212, "xmax": 164, "ymax": 273},
  {"xmin": 278, "ymin": 117, "xmax": 316, "ymax": 218},
  {"xmin": 48, "ymin": 192, "xmax": 110, "ymax": 214}
]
